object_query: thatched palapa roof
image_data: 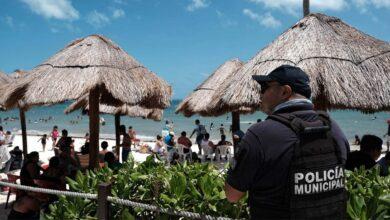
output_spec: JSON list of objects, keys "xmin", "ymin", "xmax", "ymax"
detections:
[
  {"xmin": 9, "ymin": 69, "xmax": 27, "ymax": 79},
  {"xmin": 210, "ymin": 13, "xmax": 390, "ymax": 113},
  {"xmin": 176, "ymin": 59, "xmax": 252, "ymax": 117},
  {"xmin": 64, "ymin": 94, "xmax": 163, "ymax": 121},
  {"xmin": 1, "ymin": 35, "xmax": 172, "ymax": 109},
  {"xmin": 0, "ymin": 71, "xmax": 12, "ymax": 84}
]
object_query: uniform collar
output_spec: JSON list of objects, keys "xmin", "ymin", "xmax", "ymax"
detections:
[{"xmin": 272, "ymin": 99, "xmax": 314, "ymax": 114}]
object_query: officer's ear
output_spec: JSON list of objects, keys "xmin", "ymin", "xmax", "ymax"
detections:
[{"xmin": 281, "ymin": 85, "xmax": 293, "ymax": 98}]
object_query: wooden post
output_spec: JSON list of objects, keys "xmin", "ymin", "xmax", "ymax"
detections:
[
  {"xmin": 19, "ymin": 108, "xmax": 28, "ymax": 157},
  {"xmin": 231, "ymin": 111, "xmax": 240, "ymax": 154},
  {"xmin": 114, "ymin": 114, "xmax": 120, "ymax": 156},
  {"xmin": 97, "ymin": 183, "xmax": 111, "ymax": 220},
  {"xmin": 89, "ymin": 86, "xmax": 100, "ymax": 168},
  {"xmin": 303, "ymin": 0, "xmax": 310, "ymax": 17}
]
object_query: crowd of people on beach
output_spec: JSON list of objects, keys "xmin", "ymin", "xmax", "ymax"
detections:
[{"xmin": 0, "ymin": 116, "xmax": 389, "ymax": 219}]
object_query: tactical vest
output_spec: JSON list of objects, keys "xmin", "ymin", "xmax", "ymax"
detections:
[{"xmin": 267, "ymin": 111, "xmax": 347, "ymax": 219}]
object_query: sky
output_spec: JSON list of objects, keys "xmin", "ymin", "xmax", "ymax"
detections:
[{"xmin": 0, "ymin": 0, "xmax": 389, "ymax": 99}]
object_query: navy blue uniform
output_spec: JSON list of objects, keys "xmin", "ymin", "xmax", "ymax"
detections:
[{"xmin": 227, "ymin": 103, "xmax": 350, "ymax": 219}]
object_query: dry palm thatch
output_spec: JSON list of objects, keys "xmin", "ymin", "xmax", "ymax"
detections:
[
  {"xmin": 0, "ymin": 71, "xmax": 12, "ymax": 84},
  {"xmin": 9, "ymin": 69, "xmax": 27, "ymax": 79},
  {"xmin": 176, "ymin": 59, "xmax": 251, "ymax": 117},
  {"xmin": 209, "ymin": 13, "xmax": 390, "ymax": 114},
  {"xmin": 64, "ymin": 94, "xmax": 163, "ymax": 121},
  {"xmin": 0, "ymin": 71, "xmax": 13, "ymax": 109},
  {"xmin": 2, "ymin": 34, "xmax": 172, "ymax": 109}
]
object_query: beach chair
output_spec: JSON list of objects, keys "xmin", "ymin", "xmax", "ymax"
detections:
[
  {"xmin": 78, "ymin": 154, "xmax": 89, "ymax": 169},
  {"xmin": 201, "ymin": 145, "xmax": 214, "ymax": 162},
  {"xmin": 217, "ymin": 145, "xmax": 232, "ymax": 162},
  {"xmin": 177, "ymin": 144, "xmax": 192, "ymax": 162},
  {"xmin": 5, "ymin": 173, "xmax": 20, "ymax": 209}
]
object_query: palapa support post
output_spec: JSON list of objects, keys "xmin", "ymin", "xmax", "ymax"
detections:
[
  {"xmin": 231, "ymin": 111, "xmax": 240, "ymax": 154},
  {"xmin": 303, "ymin": 0, "xmax": 310, "ymax": 17},
  {"xmin": 89, "ymin": 86, "xmax": 100, "ymax": 168},
  {"xmin": 114, "ymin": 114, "xmax": 120, "ymax": 156},
  {"xmin": 97, "ymin": 183, "xmax": 111, "ymax": 220},
  {"xmin": 19, "ymin": 108, "xmax": 28, "ymax": 157}
]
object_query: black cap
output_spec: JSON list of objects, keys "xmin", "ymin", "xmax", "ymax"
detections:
[{"xmin": 252, "ymin": 65, "xmax": 311, "ymax": 98}]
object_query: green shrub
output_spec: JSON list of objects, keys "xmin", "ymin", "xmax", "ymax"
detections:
[
  {"xmin": 44, "ymin": 156, "xmax": 390, "ymax": 220},
  {"xmin": 346, "ymin": 166, "xmax": 390, "ymax": 220},
  {"xmin": 44, "ymin": 155, "xmax": 248, "ymax": 219}
]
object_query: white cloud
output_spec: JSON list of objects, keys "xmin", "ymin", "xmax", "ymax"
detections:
[
  {"xmin": 112, "ymin": 9, "xmax": 125, "ymax": 19},
  {"xmin": 353, "ymin": 0, "xmax": 390, "ymax": 12},
  {"xmin": 248, "ymin": 0, "xmax": 348, "ymax": 16},
  {"xmin": 216, "ymin": 10, "xmax": 238, "ymax": 27},
  {"xmin": 87, "ymin": 10, "xmax": 110, "ymax": 28},
  {"xmin": 3, "ymin": 16, "xmax": 14, "ymax": 27},
  {"xmin": 20, "ymin": 0, "xmax": 79, "ymax": 21},
  {"xmin": 243, "ymin": 9, "xmax": 281, "ymax": 28},
  {"xmin": 186, "ymin": 0, "xmax": 209, "ymax": 12},
  {"xmin": 371, "ymin": 0, "xmax": 390, "ymax": 8}
]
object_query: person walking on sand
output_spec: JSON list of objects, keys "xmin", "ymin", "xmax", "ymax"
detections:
[
  {"xmin": 38, "ymin": 134, "xmax": 48, "ymax": 151},
  {"xmin": 51, "ymin": 126, "xmax": 59, "ymax": 147},
  {"xmin": 120, "ymin": 125, "xmax": 132, "ymax": 162},
  {"xmin": 190, "ymin": 119, "xmax": 207, "ymax": 155}
]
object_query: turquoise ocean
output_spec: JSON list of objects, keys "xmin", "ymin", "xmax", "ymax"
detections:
[{"xmin": 0, "ymin": 100, "xmax": 389, "ymax": 142}]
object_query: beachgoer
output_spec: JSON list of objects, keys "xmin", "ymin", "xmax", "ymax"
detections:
[
  {"xmin": 190, "ymin": 119, "xmax": 207, "ymax": 155},
  {"xmin": 20, "ymin": 152, "xmax": 41, "ymax": 186},
  {"xmin": 104, "ymin": 152, "xmax": 122, "ymax": 171},
  {"xmin": 128, "ymin": 126, "xmax": 140, "ymax": 147},
  {"xmin": 210, "ymin": 122, "xmax": 214, "ymax": 131},
  {"xmin": 200, "ymin": 133, "xmax": 215, "ymax": 159},
  {"xmin": 354, "ymin": 134, "xmax": 361, "ymax": 145},
  {"xmin": 100, "ymin": 117, "xmax": 106, "ymax": 126},
  {"xmin": 58, "ymin": 139, "xmax": 79, "ymax": 177},
  {"xmin": 257, "ymin": 119, "xmax": 262, "ymax": 123},
  {"xmin": 378, "ymin": 152, "xmax": 390, "ymax": 176},
  {"xmin": 41, "ymin": 156, "xmax": 65, "ymax": 185},
  {"xmin": 217, "ymin": 135, "xmax": 232, "ymax": 146},
  {"xmin": 0, "ymin": 135, "xmax": 11, "ymax": 173},
  {"xmin": 38, "ymin": 134, "xmax": 48, "ymax": 151},
  {"xmin": 9, "ymin": 146, "xmax": 23, "ymax": 170},
  {"xmin": 153, "ymin": 135, "xmax": 165, "ymax": 155},
  {"xmin": 164, "ymin": 131, "xmax": 176, "ymax": 162},
  {"xmin": 225, "ymin": 65, "xmax": 349, "ymax": 219},
  {"xmin": 346, "ymin": 134, "xmax": 382, "ymax": 171},
  {"xmin": 177, "ymin": 131, "xmax": 192, "ymax": 154},
  {"xmin": 4, "ymin": 131, "xmax": 14, "ymax": 146},
  {"xmin": 120, "ymin": 125, "xmax": 131, "ymax": 163},
  {"xmin": 216, "ymin": 135, "xmax": 232, "ymax": 160},
  {"xmin": 8, "ymin": 194, "xmax": 40, "ymax": 220},
  {"xmin": 219, "ymin": 124, "xmax": 225, "ymax": 136},
  {"xmin": 384, "ymin": 119, "xmax": 390, "ymax": 152},
  {"xmin": 80, "ymin": 142, "xmax": 90, "ymax": 155},
  {"xmin": 99, "ymin": 141, "xmax": 109, "ymax": 163},
  {"xmin": 0, "ymin": 126, "xmax": 4, "ymax": 138},
  {"xmin": 84, "ymin": 133, "xmax": 90, "ymax": 144},
  {"xmin": 50, "ymin": 126, "xmax": 59, "ymax": 147}
]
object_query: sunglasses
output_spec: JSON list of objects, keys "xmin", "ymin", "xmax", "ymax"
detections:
[{"xmin": 260, "ymin": 82, "xmax": 281, "ymax": 94}]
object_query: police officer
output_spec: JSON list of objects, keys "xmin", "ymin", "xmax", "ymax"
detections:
[{"xmin": 225, "ymin": 65, "xmax": 350, "ymax": 219}]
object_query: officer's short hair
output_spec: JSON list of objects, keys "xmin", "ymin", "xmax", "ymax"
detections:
[{"xmin": 360, "ymin": 134, "xmax": 382, "ymax": 152}]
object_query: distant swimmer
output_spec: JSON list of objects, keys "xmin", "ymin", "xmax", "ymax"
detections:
[{"xmin": 100, "ymin": 117, "xmax": 106, "ymax": 126}]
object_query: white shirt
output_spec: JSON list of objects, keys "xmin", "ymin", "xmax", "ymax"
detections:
[{"xmin": 0, "ymin": 144, "xmax": 11, "ymax": 169}]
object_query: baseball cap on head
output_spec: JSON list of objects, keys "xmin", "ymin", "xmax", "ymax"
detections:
[{"xmin": 252, "ymin": 65, "xmax": 311, "ymax": 99}]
